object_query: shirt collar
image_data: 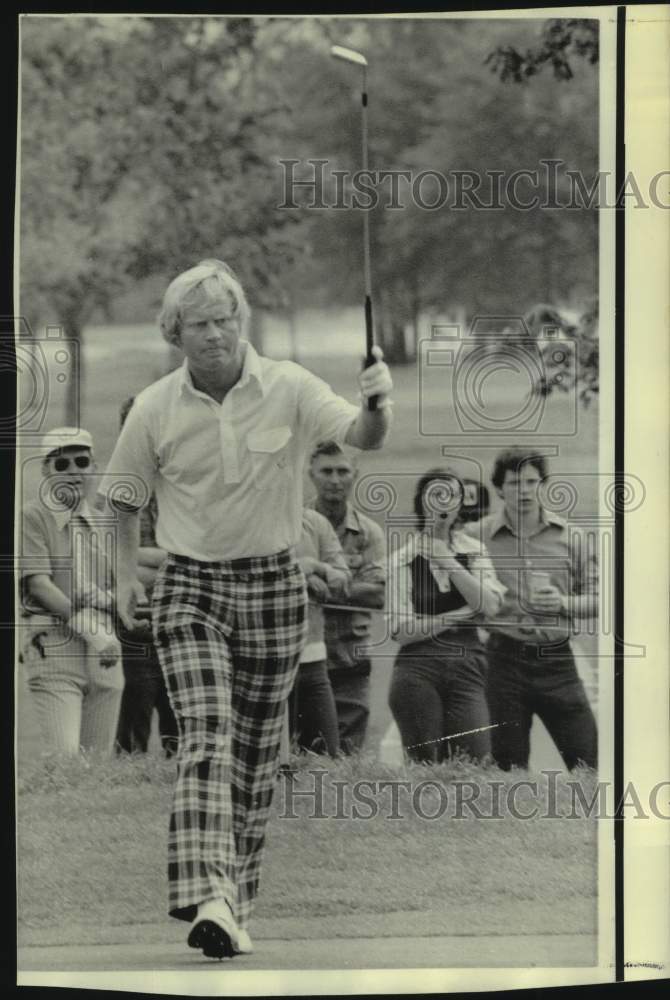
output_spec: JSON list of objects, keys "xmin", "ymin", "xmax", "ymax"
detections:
[
  {"xmin": 51, "ymin": 499, "xmax": 93, "ymax": 531},
  {"xmin": 179, "ymin": 341, "xmax": 266, "ymax": 399},
  {"xmin": 238, "ymin": 341, "xmax": 265, "ymax": 394},
  {"xmin": 490, "ymin": 505, "xmax": 565, "ymax": 538}
]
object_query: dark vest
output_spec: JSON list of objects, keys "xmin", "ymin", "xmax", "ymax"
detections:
[{"xmin": 409, "ymin": 553, "xmax": 471, "ymax": 616}]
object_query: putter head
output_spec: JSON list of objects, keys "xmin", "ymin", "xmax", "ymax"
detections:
[{"xmin": 330, "ymin": 45, "xmax": 368, "ymax": 67}]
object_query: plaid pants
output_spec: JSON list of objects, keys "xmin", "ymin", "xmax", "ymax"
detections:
[{"xmin": 152, "ymin": 550, "xmax": 307, "ymax": 927}]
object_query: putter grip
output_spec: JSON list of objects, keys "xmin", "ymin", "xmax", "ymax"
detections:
[{"xmin": 363, "ymin": 354, "xmax": 378, "ymax": 411}]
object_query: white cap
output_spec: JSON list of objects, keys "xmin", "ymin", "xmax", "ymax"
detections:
[{"xmin": 41, "ymin": 427, "xmax": 94, "ymax": 460}]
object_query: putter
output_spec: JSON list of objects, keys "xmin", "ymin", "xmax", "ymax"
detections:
[{"xmin": 331, "ymin": 44, "xmax": 378, "ymax": 411}]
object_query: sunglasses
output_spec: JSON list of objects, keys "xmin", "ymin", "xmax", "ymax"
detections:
[{"xmin": 51, "ymin": 455, "xmax": 92, "ymax": 472}]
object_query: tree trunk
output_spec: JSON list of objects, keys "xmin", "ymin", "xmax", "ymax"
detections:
[{"xmin": 61, "ymin": 314, "xmax": 82, "ymax": 427}]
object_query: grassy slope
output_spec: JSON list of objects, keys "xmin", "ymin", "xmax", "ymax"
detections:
[{"xmin": 17, "ymin": 753, "xmax": 597, "ymax": 944}]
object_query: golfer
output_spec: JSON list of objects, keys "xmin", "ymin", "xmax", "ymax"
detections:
[{"xmin": 99, "ymin": 259, "xmax": 393, "ymax": 959}]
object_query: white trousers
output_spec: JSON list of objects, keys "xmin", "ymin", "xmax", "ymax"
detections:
[{"xmin": 22, "ymin": 626, "xmax": 124, "ymax": 755}]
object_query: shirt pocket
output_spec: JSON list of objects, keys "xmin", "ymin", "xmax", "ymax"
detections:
[{"xmin": 246, "ymin": 425, "xmax": 293, "ymax": 490}]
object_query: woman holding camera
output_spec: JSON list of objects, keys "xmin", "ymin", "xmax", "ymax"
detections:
[{"xmin": 387, "ymin": 468, "xmax": 505, "ymax": 764}]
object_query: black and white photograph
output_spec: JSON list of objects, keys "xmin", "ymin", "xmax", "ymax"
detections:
[{"xmin": 12, "ymin": 5, "xmax": 669, "ymax": 993}]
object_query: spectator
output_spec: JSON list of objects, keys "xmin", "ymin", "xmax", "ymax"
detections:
[
  {"xmin": 378, "ymin": 473, "xmax": 491, "ymax": 765},
  {"xmin": 19, "ymin": 428, "xmax": 123, "ymax": 755},
  {"xmin": 307, "ymin": 441, "xmax": 386, "ymax": 754},
  {"xmin": 387, "ymin": 468, "xmax": 505, "ymax": 764},
  {"xmin": 466, "ymin": 447, "xmax": 598, "ymax": 771},
  {"xmin": 291, "ymin": 508, "xmax": 351, "ymax": 756},
  {"xmin": 115, "ymin": 397, "xmax": 178, "ymax": 757}
]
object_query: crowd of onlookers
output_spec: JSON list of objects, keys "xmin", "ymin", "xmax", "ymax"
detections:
[{"xmin": 20, "ymin": 418, "xmax": 598, "ymax": 773}]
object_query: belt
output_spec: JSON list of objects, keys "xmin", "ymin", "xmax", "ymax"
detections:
[
  {"xmin": 401, "ymin": 626, "xmax": 483, "ymax": 654},
  {"xmin": 169, "ymin": 548, "xmax": 295, "ymax": 573}
]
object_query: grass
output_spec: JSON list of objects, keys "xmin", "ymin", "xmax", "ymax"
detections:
[{"xmin": 17, "ymin": 750, "xmax": 598, "ymax": 946}]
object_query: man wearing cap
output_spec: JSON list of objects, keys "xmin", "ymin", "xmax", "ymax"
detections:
[
  {"xmin": 19, "ymin": 428, "xmax": 124, "ymax": 755},
  {"xmin": 99, "ymin": 259, "xmax": 393, "ymax": 959}
]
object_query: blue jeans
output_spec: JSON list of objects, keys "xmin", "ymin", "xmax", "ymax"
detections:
[{"xmin": 389, "ymin": 632, "xmax": 491, "ymax": 764}]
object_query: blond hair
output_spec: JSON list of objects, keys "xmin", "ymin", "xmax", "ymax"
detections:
[{"xmin": 157, "ymin": 259, "xmax": 251, "ymax": 346}]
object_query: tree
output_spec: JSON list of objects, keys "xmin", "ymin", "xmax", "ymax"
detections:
[
  {"xmin": 20, "ymin": 16, "xmax": 307, "ymax": 420},
  {"xmin": 264, "ymin": 17, "xmax": 598, "ymax": 365},
  {"xmin": 485, "ymin": 17, "xmax": 600, "ymax": 400},
  {"xmin": 485, "ymin": 18, "xmax": 599, "ymax": 82},
  {"xmin": 21, "ymin": 14, "xmax": 601, "ymax": 409}
]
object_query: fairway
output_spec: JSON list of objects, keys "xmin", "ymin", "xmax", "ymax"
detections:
[{"xmin": 17, "ymin": 752, "xmax": 598, "ymax": 963}]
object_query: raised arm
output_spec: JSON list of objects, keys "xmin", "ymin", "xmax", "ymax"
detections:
[
  {"xmin": 296, "ymin": 347, "xmax": 393, "ymax": 455},
  {"xmin": 344, "ymin": 346, "xmax": 393, "ymax": 451}
]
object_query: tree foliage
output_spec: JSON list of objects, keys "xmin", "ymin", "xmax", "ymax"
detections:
[
  {"xmin": 21, "ymin": 15, "xmax": 599, "ymax": 411},
  {"xmin": 484, "ymin": 17, "xmax": 599, "ymax": 399},
  {"xmin": 21, "ymin": 15, "xmax": 306, "ymax": 410},
  {"xmin": 485, "ymin": 19, "xmax": 599, "ymax": 82}
]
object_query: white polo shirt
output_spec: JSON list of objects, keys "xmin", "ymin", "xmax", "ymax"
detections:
[{"xmin": 99, "ymin": 343, "xmax": 360, "ymax": 561}]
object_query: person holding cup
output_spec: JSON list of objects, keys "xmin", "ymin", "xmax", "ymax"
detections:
[{"xmin": 465, "ymin": 447, "xmax": 598, "ymax": 772}]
